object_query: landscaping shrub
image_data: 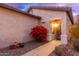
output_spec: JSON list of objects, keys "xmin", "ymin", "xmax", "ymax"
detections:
[
  {"xmin": 69, "ymin": 21, "xmax": 79, "ymax": 51},
  {"xmin": 9, "ymin": 42, "xmax": 24, "ymax": 49},
  {"xmin": 54, "ymin": 45, "xmax": 74, "ymax": 56},
  {"xmin": 72, "ymin": 38, "xmax": 79, "ymax": 51},
  {"xmin": 30, "ymin": 25, "xmax": 48, "ymax": 42}
]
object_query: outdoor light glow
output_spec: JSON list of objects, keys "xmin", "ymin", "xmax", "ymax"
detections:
[
  {"xmin": 50, "ymin": 18, "xmax": 61, "ymax": 31},
  {"xmin": 54, "ymin": 23, "xmax": 59, "ymax": 27},
  {"xmin": 52, "ymin": 23, "xmax": 59, "ymax": 29}
]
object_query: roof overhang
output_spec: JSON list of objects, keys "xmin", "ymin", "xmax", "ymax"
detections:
[
  {"xmin": 0, "ymin": 4, "xmax": 41, "ymax": 20},
  {"xmin": 27, "ymin": 6, "xmax": 74, "ymax": 24}
]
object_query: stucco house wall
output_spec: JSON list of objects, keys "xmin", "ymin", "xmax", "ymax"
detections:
[
  {"xmin": 66, "ymin": 13, "xmax": 73, "ymax": 40},
  {"xmin": 0, "ymin": 7, "xmax": 39, "ymax": 48},
  {"xmin": 29, "ymin": 9, "xmax": 70, "ymax": 42},
  {"xmin": 29, "ymin": 9, "xmax": 66, "ymax": 29}
]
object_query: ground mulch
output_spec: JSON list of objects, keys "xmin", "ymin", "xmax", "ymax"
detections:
[{"xmin": 0, "ymin": 40, "xmax": 48, "ymax": 56}]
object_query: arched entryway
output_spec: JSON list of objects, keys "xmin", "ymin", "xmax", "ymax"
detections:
[{"xmin": 50, "ymin": 18, "xmax": 61, "ymax": 40}]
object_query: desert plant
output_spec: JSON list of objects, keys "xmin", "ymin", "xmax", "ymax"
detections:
[
  {"xmin": 54, "ymin": 45, "xmax": 74, "ymax": 56},
  {"xmin": 30, "ymin": 25, "xmax": 48, "ymax": 42},
  {"xmin": 69, "ymin": 20, "xmax": 79, "ymax": 51},
  {"xmin": 72, "ymin": 38, "xmax": 79, "ymax": 51},
  {"xmin": 9, "ymin": 42, "xmax": 24, "ymax": 49}
]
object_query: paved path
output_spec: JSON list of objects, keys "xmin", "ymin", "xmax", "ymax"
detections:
[{"xmin": 22, "ymin": 40, "xmax": 61, "ymax": 56}]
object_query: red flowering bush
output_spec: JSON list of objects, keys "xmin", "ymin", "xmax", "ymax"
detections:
[{"xmin": 30, "ymin": 25, "xmax": 48, "ymax": 42}]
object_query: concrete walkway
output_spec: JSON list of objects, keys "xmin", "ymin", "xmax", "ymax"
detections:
[{"xmin": 22, "ymin": 40, "xmax": 61, "ymax": 56}]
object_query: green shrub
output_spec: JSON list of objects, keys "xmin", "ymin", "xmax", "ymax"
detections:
[{"xmin": 69, "ymin": 21, "xmax": 79, "ymax": 51}]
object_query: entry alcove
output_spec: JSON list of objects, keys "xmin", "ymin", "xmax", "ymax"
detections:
[{"xmin": 50, "ymin": 18, "xmax": 61, "ymax": 40}]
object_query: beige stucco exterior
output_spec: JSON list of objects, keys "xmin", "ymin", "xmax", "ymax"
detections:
[
  {"xmin": 29, "ymin": 9, "xmax": 72, "ymax": 44},
  {"xmin": 0, "ymin": 7, "xmax": 39, "ymax": 48}
]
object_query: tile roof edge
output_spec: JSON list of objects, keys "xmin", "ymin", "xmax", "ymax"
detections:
[
  {"xmin": 27, "ymin": 6, "xmax": 74, "ymax": 24},
  {"xmin": 0, "ymin": 3, "xmax": 41, "ymax": 20}
]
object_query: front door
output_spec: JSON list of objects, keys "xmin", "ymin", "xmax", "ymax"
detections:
[{"xmin": 50, "ymin": 18, "xmax": 61, "ymax": 40}]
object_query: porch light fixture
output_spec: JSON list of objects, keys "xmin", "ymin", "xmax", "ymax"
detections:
[
  {"xmin": 53, "ymin": 23, "xmax": 59, "ymax": 28},
  {"xmin": 50, "ymin": 18, "xmax": 61, "ymax": 30},
  {"xmin": 51, "ymin": 22, "xmax": 60, "ymax": 30}
]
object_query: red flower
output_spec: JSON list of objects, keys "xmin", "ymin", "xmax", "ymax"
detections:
[{"xmin": 30, "ymin": 25, "xmax": 48, "ymax": 42}]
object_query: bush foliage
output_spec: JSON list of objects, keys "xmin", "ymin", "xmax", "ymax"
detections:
[
  {"xmin": 30, "ymin": 25, "xmax": 48, "ymax": 42},
  {"xmin": 69, "ymin": 20, "xmax": 79, "ymax": 51}
]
